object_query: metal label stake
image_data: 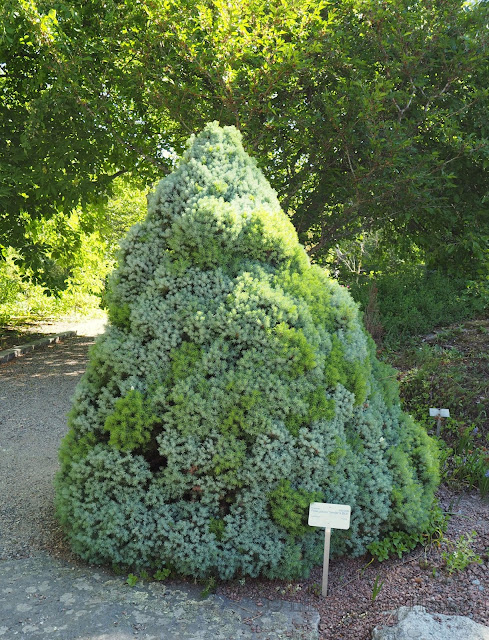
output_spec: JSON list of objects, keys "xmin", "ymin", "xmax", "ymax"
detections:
[
  {"xmin": 322, "ymin": 528, "xmax": 331, "ymax": 597},
  {"xmin": 308, "ymin": 503, "xmax": 351, "ymax": 598}
]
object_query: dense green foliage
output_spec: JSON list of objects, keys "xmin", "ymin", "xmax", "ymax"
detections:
[
  {"xmin": 392, "ymin": 319, "xmax": 489, "ymax": 496},
  {"xmin": 55, "ymin": 124, "xmax": 439, "ymax": 579},
  {"xmin": 2, "ymin": 0, "xmax": 489, "ymax": 284},
  {"xmin": 0, "ymin": 211, "xmax": 110, "ymax": 323},
  {"xmin": 0, "ymin": 0, "xmax": 156, "ymax": 254},
  {"xmin": 0, "ymin": 177, "xmax": 147, "ymax": 323},
  {"xmin": 348, "ymin": 267, "xmax": 488, "ymax": 346}
]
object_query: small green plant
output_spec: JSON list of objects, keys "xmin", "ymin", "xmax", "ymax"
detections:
[
  {"xmin": 480, "ymin": 469, "xmax": 489, "ymax": 497},
  {"xmin": 309, "ymin": 582, "xmax": 322, "ymax": 597},
  {"xmin": 368, "ymin": 531, "xmax": 419, "ymax": 561},
  {"xmin": 423, "ymin": 504, "xmax": 450, "ymax": 548},
  {"xmin": 201, "ymin": 576, "xmax": 217, "ymax": 598},
  {"xmin": 441, "ymin": 531, "xmax": 483, "ymax": 574},
  {"xmin": 448, "ymin": 427, "xmax": 489, "ymax": 497},
  {"xmin": 371, "ymin": 574, "xmax": 385, "ymax": 602},
  {"xmin": 360, "ymin": 557, "xmax": 375, "ymax": 576},
  {"xmin": 154, "ymin": 568, "xmax": 171, "ymax": 581},
  {"xmin": 126, "ymin": 573, "xmax": 139, "ymax": 587},
  {"xmin": 112, "ymin": 564, "xmax": 125, "ymax": 576},
  {"xmin": 367, "ymin": 503, "xmax": 449, "ymax": 561}
]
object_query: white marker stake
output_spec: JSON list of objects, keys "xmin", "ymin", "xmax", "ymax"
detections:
[
  {"xmin": 322, "ymin": 528, "xmax": 331, "ymax": 597},
  {"xmin": 308, "ymin": 503, "xmax": 351, "ymax": 597},
  {"xmin": 429, "ymin": 408, "xmax": 450, "ymax": 436}
]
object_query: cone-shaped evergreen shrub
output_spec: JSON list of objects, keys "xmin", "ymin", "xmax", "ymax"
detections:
[{"xmin": 55, "ymin": 122, "xmax": 440, "ymax": 580}]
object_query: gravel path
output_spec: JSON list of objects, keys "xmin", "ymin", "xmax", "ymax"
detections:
[
  {"xmin": 0, "ymin": 317, "xmax": 106, "ymax": 561},
  {"xmin": 0, "ymin": 332, "xmax": 100, "ymax": 562},
  {"xmin": 0, "ymin": 319, "xmax": 488, "ymax": 640}
]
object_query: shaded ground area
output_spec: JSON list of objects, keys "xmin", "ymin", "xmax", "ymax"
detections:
[
  {"xmin": 0, "ymin": 335, "xmax": 96, "ymax": 561},
  {"xmin": 0, "ymin": 328, "xmax": 48, "ymax": 352},
  {"xmin": 393, "ymin": 317, "xmax": 489, "ymax": 440},
  {"xmin": 0, "ymin": 314, "xmax": 107, "ymax": 352},
  {"xmin": 0, "ymin": 325, "xmax": 318, "ymax": 640}
]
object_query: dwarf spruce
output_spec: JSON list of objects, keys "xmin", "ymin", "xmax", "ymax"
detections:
[{"xmin": 55, "ymin": 123, "xmax": 439, "ymax": 579}]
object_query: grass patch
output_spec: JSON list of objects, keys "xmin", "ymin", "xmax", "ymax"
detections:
[{"xmin": 385, "ymin": 317, "xmax": 489, "ymax": 496}]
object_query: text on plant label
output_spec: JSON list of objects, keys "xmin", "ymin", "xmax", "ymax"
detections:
[{"xmin": 308, "ymin": 502, "xmax": 351, "ymax": 530}]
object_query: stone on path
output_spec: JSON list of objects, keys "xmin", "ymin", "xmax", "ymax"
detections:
[
  {"xmin": 372, "ymin": 605, "xmax": 489, "ymax": 640},
  {"xmin": 0, "ymin": 554, "xmax": 319, "ymax": 639}
]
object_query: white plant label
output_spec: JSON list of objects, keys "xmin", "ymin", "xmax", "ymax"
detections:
[
  {"xmin": 308, "ymin": 502, "xmax": 351, "ymax": 530},
  {"xmin": 429, "ymin": 408, "xmax": 450, "ymax": 418},
  {"xmin": 308, "ymin": 502, "xmax": 351, "ymax": 598}
]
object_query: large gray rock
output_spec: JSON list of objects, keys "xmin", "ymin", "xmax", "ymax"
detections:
[
  {"xmin": 372, "ymin": 606, "xmax": 489, "ymax": 640},
  {"xmin": 0, "ymin": 553, "xmax": 319, "ymax": 639}
]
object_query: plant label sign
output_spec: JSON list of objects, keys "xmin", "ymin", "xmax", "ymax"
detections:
[
  {"xmin": 308, "ymin": 502, "xmax": 351, "ymax": 529},
  {"xmin": 429, "ymin": 408, "xmax": 450, "ymax": 435},
  {"xmin": 429, "ymin": 408, "xmax": 450, "ymax": 418},
  {"xmin": 308, "ymin": 502, "xmax": 351, "ymax": 597}
]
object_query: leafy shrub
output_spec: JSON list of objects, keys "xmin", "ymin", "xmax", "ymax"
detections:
[
  {"xmin": 442, "ymin": 531, "xmax": 483, "ymax": 574},
  {"xmin": 348, "ymin": 267, "xmax": 487, "ymax": 346},
  {"xmin": 367, "ymin": 502, "xmax": 448, "ymax": 561},
  {"xmin": 55, "ymin": 123, "xmax": 440, "ymax": 580}
]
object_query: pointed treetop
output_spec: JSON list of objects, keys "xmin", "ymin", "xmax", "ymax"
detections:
[{"xmin": 143, "ymin": 121, "xmax": 306, "ymax": 270}]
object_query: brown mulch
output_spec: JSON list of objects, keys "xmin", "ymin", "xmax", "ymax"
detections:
[{"xmin": 218, "ymin": 485, "xmax": 489, "ymax": 639}]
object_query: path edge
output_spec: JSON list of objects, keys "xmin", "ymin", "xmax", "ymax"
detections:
[{"xmin": 0, "ymin": 331, "xmax": 77, "ymax": 364}]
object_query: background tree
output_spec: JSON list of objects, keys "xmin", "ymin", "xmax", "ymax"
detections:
[{"xmin": 2, "ymin": 0, "xmax": 488, "ymax": 288}]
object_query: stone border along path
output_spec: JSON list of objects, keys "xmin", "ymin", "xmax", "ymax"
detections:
[
  {"xmin": 0, "ymin": 331, "xmax": 77, "ymax": 364},
  {"xmin": 0, "ymin": 327, "xmax": 320, "ymax": 639}
]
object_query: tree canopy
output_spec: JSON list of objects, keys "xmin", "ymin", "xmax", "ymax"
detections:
[{"xmin": 2, "ymin": 0, "xmax": 489, "ymax": 277}]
